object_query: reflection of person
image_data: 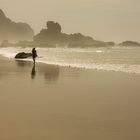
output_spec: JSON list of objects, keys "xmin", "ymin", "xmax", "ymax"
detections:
[
  {"xmin": 32, "ymin": 48, "xmax": 37, "ymax": 63},
  {"xmin": 31, "ymin": 63, "xmax": 36, "ymax": 79}
]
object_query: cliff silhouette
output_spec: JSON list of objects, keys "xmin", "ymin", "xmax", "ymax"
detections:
[
  {"xmin": 0, "ymin": 9, "xmax": 114, "ymax": 47},
  {"xmin": 0, "ymin": 9, "xmax": 34, "ymax": 42},
  {"xmin": 34, "ymin": 21, "xmax": 112, "ymax": 47}
]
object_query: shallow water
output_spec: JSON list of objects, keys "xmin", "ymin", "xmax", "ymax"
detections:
[{"xmin": 1, "ymin": 46, "xmax": 140, "ymax": 74}]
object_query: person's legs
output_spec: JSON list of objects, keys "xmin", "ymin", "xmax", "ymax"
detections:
[{"xmin": 33, "ymin": 57, "xmax": 35, "ymax": 64}]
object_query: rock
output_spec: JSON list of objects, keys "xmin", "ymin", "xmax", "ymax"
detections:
[
  {"xmin": 15, "ymin": 52, "xmax": 32, "ymax": 59},
  {"xmin": 120, "ymin": 41, "xmax": 140, "ymax": 47},
  {"xmin": 0, "ymin": 9, "xmax": 34, "ymax": 42}
]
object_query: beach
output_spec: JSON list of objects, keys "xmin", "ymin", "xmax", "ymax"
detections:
[{"xmin": 0, "ymin": 56, "xmax": 140, "ymax": 140}]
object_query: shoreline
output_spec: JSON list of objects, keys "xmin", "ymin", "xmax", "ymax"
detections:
[
  {"xmin": 1, "ymin": 46, "xmax": 140, "ymax": 75},
  {"xmin": 1, "ymin": 54, "xmax": 140, "ymax": 76}
]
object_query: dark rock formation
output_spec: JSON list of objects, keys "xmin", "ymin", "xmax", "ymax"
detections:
[
  {"xmin": 15, "ymin": 52, "xmax": 32, "ymax": 59},
  {"xmin": 34, "ymin": 21, "xmax": 110, "ymax": 47},
  {"xmin": 107, "ymin": 42, "xmax": 115, "ymax": 46},
  {"xmin": 120, "ymin": 41, "xmax": 140, "ymax": 46},
  {"xmin": 34, "ymin": 21, "xmax": 63, "ymax": 44},
  {"xmin": 0, "ymin": 9, "xmax": 34, "ymax": 42}
]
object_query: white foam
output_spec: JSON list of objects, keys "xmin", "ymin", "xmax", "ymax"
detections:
[
  {"xmin": 0, "ymin": 46, "xmax": 140, "ymax": 74},
  {"xmin": 37, "ymin": 59, "xmax": 140, "ymax": 74}
]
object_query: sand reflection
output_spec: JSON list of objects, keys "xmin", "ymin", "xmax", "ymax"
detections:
[
  {"xmin": 15, "ymin": 60, "xmax": 60, "ymax": 82},
  {"xmin": 31, "ymin": 63, "xmax": 36, "ymax": 79}
]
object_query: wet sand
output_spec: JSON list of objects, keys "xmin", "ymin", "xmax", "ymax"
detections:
[{"xmin": 0, "ymin": 56, "xmax": 140, "ymax": 140}]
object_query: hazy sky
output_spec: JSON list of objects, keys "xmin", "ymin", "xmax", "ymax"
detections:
[{"xmin": 0, "ymin": 0, "xmax": 140, "ymax": 42}]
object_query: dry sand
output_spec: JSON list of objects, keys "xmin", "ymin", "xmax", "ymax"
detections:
[{"xmin": 0, "ymin": 56, "xmax": 140, "ymax": 140}]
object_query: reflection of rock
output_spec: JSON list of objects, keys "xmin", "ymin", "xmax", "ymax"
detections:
[
  {"xmin": 15, "ymin": 60, "xmax": 32, "ymax": 67},
  {"xmin": 15, "ymin": 60, "xmax": 60, "ymax": 82},
  {"xmin": 45, "ymin": 67, "xmax": 59, "ymax": 81},
  {"xmin": 15, "ymin": 52, "xmax": 32, "ymax": 59},
  {"xmin": 39, "ymin": 64, "xmax": 60, "ymax": 82}
]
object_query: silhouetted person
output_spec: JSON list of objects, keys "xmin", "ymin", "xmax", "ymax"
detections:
[{"xmin": 32, "ymin": 48, "xmax": 37, "ymax": 63}]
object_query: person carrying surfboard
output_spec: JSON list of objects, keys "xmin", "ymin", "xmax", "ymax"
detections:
[{"xmin": 32, "ymin": 48, "xmax": 37, "ymax": 63}]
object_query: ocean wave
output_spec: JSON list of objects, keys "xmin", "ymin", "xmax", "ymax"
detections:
[
  {"xmin": 0, "ymin": 46, "xmax": 140, "ymax": 74},
  {"xmin": 37, "ymin": 59, "xmax": 140, "ymax": 74}
]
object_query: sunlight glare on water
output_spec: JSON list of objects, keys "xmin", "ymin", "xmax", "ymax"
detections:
[{"xmin": 0, "ymin": 46, "xmax": 140, "ymax": 74}]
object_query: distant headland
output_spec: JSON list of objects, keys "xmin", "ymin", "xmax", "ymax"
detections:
[
  {"xmin": 33, "ymin": 21, "xmax": 115, "ymax": 47},
  {"xmin": 0, "ymin": 9, "xmax": 34, "ymax": 42},
  {"xmin": 119, "ymin": 41, "xmax": 140, "ymax": 47},
  {"xmin": 0, "ymin": 9, "xmax": 139, "ymax": 48}
]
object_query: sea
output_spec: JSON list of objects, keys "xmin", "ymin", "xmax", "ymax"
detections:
[{"xmin": 0, "ymin": 46, "xmax": 140, "ymax": 74}]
